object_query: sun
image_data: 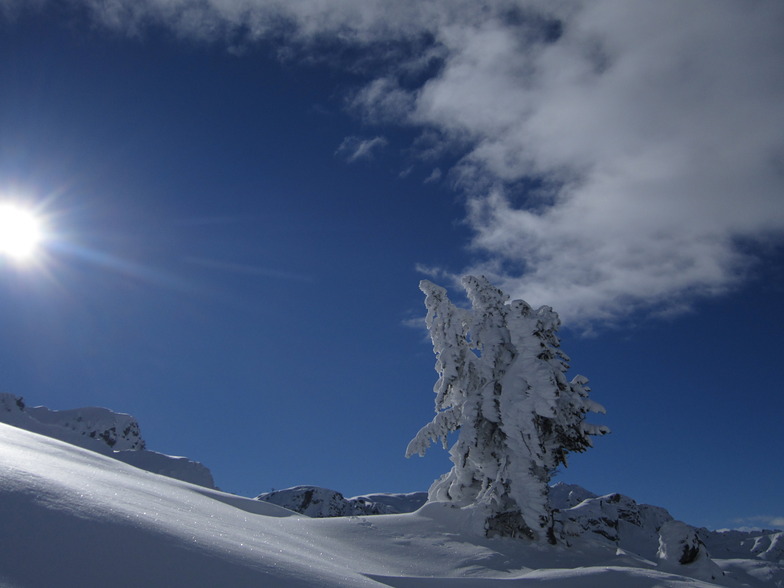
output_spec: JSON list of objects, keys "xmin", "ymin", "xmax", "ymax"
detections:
[{"xmin": 0, "ymin": 203, "xmax": 44, "ymax": 263}]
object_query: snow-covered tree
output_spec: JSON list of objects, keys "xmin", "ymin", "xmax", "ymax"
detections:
[{"xmin": 406, "ymin": 276, "xmax": 609, "ymax": 542}]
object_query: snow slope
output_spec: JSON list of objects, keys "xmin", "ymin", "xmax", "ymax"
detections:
[
  {"xmin": 0, "ymin": 393, "xmax": 215, "ymax": 488},
  {"xmin": 2, "ymin": 422, "xmax": 782, "ymax": 587}
]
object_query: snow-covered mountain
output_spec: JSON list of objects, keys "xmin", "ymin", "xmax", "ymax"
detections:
[
  {"xmin": 255, "ymin": 486, "xmax": 427, "ymax": 517},
  {"xmin": 0, "ymin": 402, "xmax": 781, "ymax": 587},
  {"xmin": 549, "ymin": 482, "xmax": 784, "ymax": 570},
  {"xmin": 0, "ymin": 393, "xmax": 215, "ymax": 488}
]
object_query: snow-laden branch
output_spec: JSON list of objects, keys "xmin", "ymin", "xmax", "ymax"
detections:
[{"xmin": 405, "ymin": 406, "xmax": 461, "ymax": 458}]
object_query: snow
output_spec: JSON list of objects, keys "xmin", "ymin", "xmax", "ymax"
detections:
[
  {"xmin": 1, "ymin": 421, "xmax": 781, "ymax": 587},
  {"xmin": 0, "ymin": 393, "xmax": 215, "ymax": 488},
  {"xmin": 0, "ymin": 422, "xmax": 365, "ymax": 587}
]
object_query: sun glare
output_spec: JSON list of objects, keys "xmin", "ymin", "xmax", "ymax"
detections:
[{"xmin": 0, "ymin": 203, "xmax": 44, "ymax": 263}]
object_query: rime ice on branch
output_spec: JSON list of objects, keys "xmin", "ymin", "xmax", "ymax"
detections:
[{"xmin": 406, "ymin": 276, "xmax": 609, "ymax": 542}]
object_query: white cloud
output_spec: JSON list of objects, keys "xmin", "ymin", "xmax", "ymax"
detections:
[
  {"xmin": 404, "ymin": 1, "xmax": 784, "ymax": 324},
  {"xmin": 335, "ymin": 135, "xmax": 388, "ymax": 163},
  {"xmin": 17, "ymin": 0, "xmax": 784, "ymax": 325}
]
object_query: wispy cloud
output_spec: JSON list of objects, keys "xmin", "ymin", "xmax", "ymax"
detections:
[
  {"xmin": 423, "ymin": 168, "xmax": 442, "ymax": 184},
  {"xmin": 20, "ymin": 0, "xmax": 784, "ymax": 326},
  {"xmin": 731, "ymin": 516, "xmax": 784, "ymax": 531},
  {"xmin": 335, "ymin": 135, "xmax": 388, "ymax": 163}
]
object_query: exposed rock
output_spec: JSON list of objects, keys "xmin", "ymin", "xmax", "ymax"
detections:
[{"xmin": 256, "ymin": 486, "xmax": 427, "ymax": 517}]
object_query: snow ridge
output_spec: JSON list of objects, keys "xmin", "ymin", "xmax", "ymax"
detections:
[{"xmin": 0, "ymin": 393, "xmax": 215, "ymax": 488}]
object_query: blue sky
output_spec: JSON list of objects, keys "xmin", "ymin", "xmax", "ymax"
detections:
[{"xmin": 1, "ymin": 1, "xmax": 782, "ymax": 531}]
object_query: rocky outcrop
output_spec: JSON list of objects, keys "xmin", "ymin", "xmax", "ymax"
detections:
[
  {"xmin": 552, "ymin": 485, "xmax": 782, "ymax": 583},
  {"xmin": 351, "ymin": 491, "xmax": 429, "ymax": 514},
  {"xmin": 657, "ymin": 520, "xmax": 725, "ymax": 582},
  {"xmin": 555, "ymin": 491, "xmax": 674, "ymax": 559},
  {"xmin": 255, "ymin": 486, "xmax": 427, "ymax": 517}
]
